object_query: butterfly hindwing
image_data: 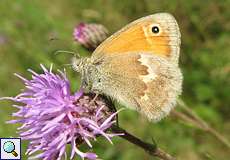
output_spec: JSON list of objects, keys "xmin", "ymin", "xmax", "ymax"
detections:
[{"xmin": 98, "ymin": 53, "xmax": 182, "ymax": 121}]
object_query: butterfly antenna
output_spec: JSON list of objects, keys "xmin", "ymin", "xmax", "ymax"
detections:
[
  {"xmin": 53, "ymin": 50, "xmax": 81, "ymax": 58},
  {"xmin": 61, "ymin": 63, "xmax": 73, "ymax": 68}
]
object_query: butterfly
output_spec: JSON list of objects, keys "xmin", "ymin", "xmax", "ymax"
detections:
[{"xmin": 72, "ymin": 13, "xmax": 183, "ymax": 122}]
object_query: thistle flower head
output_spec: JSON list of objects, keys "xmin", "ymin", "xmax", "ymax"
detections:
[
  {"xmin": 73, "ymin": 23, "xmax": 109, "ymax": 50},
  {"xmin": 1, "ymin": 64, "xmax": 120, "ymax": 160}
]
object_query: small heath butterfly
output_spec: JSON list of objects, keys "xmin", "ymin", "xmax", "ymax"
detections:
[{"xmin": 72, "ymin": 13, "xmax": 183, "ymax": 122}]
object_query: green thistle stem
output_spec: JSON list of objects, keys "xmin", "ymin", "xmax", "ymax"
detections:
[{"xmin": 171, "ymin": 99, "xmax": 230, "ymax": 149}]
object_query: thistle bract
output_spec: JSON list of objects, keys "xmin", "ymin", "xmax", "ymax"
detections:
[{"xmin": 73, "ymin": 23, "xmax": 109, "ymax": 50}]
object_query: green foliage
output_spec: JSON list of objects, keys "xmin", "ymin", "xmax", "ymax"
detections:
[{"xmin": 0, "ymin": 0, "xmax": 229, "ymax": 159}]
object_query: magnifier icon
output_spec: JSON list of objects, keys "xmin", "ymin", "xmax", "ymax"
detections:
[{"xmin": 3, "ymin": 141, "xmax": 18, "ymax": 157}]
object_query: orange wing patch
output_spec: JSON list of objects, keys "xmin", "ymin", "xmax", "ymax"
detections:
[{"xmin": 93, "ymin": 21, "xmax": 171, "ymax": 57}]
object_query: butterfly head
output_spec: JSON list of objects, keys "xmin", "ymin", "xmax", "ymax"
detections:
[
  {"xmin": 71, "ymin": 56, "xmax": 99, "ymax": 92},
  {"xmin": 71, "ymin": 56, "xmax": 91, "ymax": 91},
  {"xmin": 71, "ymin": 57, "xmax": 88, "ymax": 73}
]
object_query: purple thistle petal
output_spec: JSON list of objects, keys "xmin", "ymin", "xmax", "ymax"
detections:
[
  {"xmin": 1, "ymin": 65, "xmax": 122, "ymax": 160},
  {"xmin": 14, "ymin": 73, "xmax": 28, "ymax": 82},
  {"xmin": 74, "ymin": 146, "xmax": 98, "ymax": 160},
  {"xmin": 100, "ymin": 109, "xmax": 124, "ymax": 129},
  {"xmin": 41, "ymin": 113, "xmax": 66, "ymax": 131}
]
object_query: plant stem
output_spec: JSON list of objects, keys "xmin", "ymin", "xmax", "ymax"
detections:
[
  {"xmin": 101, "ymin": 95, "xmax": 176, "ymax": 160},
  {"xmin": 112, "ymin": 125, "xmax": 176, "ymax": 160},
  {"xmin": 172, "ymin": 99, "xmax": 230, "ymax": 149}
]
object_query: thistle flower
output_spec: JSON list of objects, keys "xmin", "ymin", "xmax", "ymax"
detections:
[
  {"xmin": 1, "ymin": 64, "xmax": 121, "ymax": 160},
  {"xmin": 73, "ymin": 23, "xmax": 109, "ymax": 50}
]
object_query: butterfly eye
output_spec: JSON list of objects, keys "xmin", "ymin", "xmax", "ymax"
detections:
[{"xmin": 151, "ymin": 26, "xmax": 160, "ymax": 34}]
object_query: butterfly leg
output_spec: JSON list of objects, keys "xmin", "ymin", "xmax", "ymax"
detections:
[{"xmin": 89, "ymin": 93, "xmax": 99, "ymax": 105}]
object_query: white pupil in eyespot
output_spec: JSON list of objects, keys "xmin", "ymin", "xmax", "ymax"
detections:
[{"xmin": 152, "ymin": 26, "xmax": 159, "ymax": 34}]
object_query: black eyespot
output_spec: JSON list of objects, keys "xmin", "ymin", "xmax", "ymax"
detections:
[{"xmin": 151, "ymin": 26, "xmax": 159, "ymax": 34}]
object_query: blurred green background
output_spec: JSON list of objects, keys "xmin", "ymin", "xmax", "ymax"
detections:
[{"xmin": 0, "ymin": 0, "xmax": 229, "ymax": 159}]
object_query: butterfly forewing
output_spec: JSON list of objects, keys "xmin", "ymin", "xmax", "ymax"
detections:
[{"xmin": 92, "ymin": 13, "xmax": 181, "ymax": 64}]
